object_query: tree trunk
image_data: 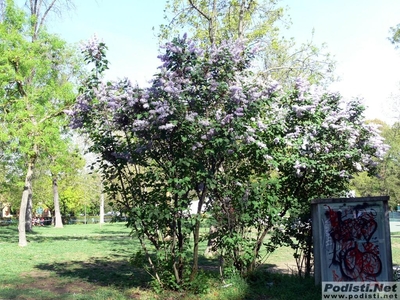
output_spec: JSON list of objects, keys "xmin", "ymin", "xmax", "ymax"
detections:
[
  {"xmin": 18, "ymin": 152, "xmax": 36, "ymax": 247},
  {"xmin": 52, "ymin": 176, "xmax": 63, "ymax": 228},
  {"xmin": 238, "ymin": 0, "xmax": 245, "ymax": 39},
  {"xmin": 190, "ymin": 186, "xmax": 207, "ymax": 281},
  {"xmin": 25, "ymin": 192, "xmax": 33, "ymax": 232},
  {"xmin": 99, "ymin": 191, "xmax": 105, "ymax": 224}
]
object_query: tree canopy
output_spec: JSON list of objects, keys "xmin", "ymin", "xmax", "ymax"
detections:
[
  {"xmin": 159, "ymin": 0, "xmax": 335, "ymax": 86},
  {"xmin": 0, "ymin": 0, "xmax": 80, "ymax": 245}
]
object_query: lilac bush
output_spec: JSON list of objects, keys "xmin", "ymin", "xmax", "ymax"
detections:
[
  {"xmin": 70, "ymin": 35, "xmax": 388, "ymax": 287},
  {"xmin": 272, "ymin": 78, "xmax": 389, "ymax": 276}
]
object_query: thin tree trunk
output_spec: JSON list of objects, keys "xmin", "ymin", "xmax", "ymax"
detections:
[
  {"xmin": 247, "ymin": 227, "xmax": 269, "ymax": 273},
  {"xmin": 18, "ymin": 151, "xmax": 37, "ymax": 247},
  {"xmin": 52, "ymin": 175, "xmax": 63, "ymax": 228},
  {"xmin": 99, "ymin": 191, "xmax": 105, "ymax": 224},
  {"xmin": 190, "ymin": 186, "xmax": 207, "ymax": 281},
  {"xmin": 238, "ymin": 0, "xmax": 245, "ymax": 39},
  {"xmin": 25, "ymin": 191, "xmax": 33, "ymax": 232}
]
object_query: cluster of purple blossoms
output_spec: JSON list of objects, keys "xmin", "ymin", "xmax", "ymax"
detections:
[
  {"xmin": 71, "ymin": 35, "xmax": 390, "ymax": 183},
  {"xmin": 282, "ymin": 77, "xmax": 390, "ymax": 177},
  {"xmin": 80, "ymin": 34, "xmax": 107, "ymax": 63}
]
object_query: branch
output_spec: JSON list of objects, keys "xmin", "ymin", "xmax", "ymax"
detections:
[
  {"xmin": 36, "ymin": 0, "xmax": 57, "ymax": 39},
  {"xmin": 38, "ymin": 104, "xmax": 71, "ymax": 124},
  {"xmin": 188, "ymin": 0, "xmax": 211, "ymax": 21}
]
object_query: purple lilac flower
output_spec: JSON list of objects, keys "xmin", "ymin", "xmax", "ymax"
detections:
[
  {"xmin": 245, "ymin": 135, "xmax": 255, "ymax": 144},
  {"xmin": 354, "ymin": 162, "xmax": 362, "ymax": 171},
  {"xmin": 256, "ymin": 141, "xmax": 267, "ymax": 149},
  {"xmin": 234, "ymin": 107, "xmax": 244, "ymax": 117},
  {"xmin": 221, "ymin": 114, "xmax": 234, "ymax": 125},
  {"xmin": 192, "ymin": 142, "xmax": 203, "ymax": 150},
  {"xmin": 199, "ymin": 119, "xmax": 211, "ymax": 126},
  {"xmin": 159, "ymin": 123, "xmax": 176, "ymax": 130},
  {"xmin": 81, "ymin": 34, "xmax": 105, "ymax": 60},
  {"xmin": 294, "ymin": 160, "xmax": 306, "ymax": 177},
  {"xmin": 257, "ymin": 120, "xmax": 267, "ymax": 131},
  {"xmin": 267, "ymin": 79, "xmax": 282, "ymax": 95},
  {"xmin": 132, "ymin": 120, "xmax": 149, "ymax": 131},
  {"xmin": 185, "ymin": 112, "xmax": 198, "ymax": 122},
  {"xmin": 295, "ymin": 77, "xmax": 309, "ymax": 94}
]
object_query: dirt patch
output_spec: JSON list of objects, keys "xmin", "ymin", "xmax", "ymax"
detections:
[
  {"xmin": 266, "ymin": 263, "xmax": 298, "ymax": 275},
  {"xmin": 18, "ymin": 270, "xmax": 96, "ymax": 295}
]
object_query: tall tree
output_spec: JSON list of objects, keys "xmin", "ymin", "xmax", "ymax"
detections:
[
  {"xmin": 0, "ymin": 0, "xmax": 77, "ymax": 246},
  {"xmin": 160, "ymin": 0, "xmax": 284, "ymax": 47},
  {"xmin": 159, "ymin": 0, "xmax": 335, "ymax": 86}
]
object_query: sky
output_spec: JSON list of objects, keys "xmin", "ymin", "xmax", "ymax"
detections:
[{"xmin": 42, "ymin": 0, "xmax": 400, "ymax": 124}]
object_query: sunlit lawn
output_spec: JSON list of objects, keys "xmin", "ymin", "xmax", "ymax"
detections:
[{"xmin": 1, "ymin": 223, "xmax": 398, "ymax": 300}]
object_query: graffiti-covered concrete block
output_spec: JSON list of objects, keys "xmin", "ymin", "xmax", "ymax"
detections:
[{"xmin": 312, "ymin": 196, "xmax": 392, "ymax": 285}]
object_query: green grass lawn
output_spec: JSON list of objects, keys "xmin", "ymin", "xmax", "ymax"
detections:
[{"xmin": 0, "ymin": 223, "xmax": 397, "ymax": 300}]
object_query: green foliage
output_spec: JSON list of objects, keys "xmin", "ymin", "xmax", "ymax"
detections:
[
  {"xmin": 0, "ymin": 0, "xmax": 78, "ymax": 159},
  {"xmin": 351, "ymin": 121, "xmax": 400, "ymax": 209},
  {"xmin": 32, "ymin": 147, "xmax": 87, "ymax": 216},
  {"xmin": 389, "ymin": 23, "xmax": 400, "ymax": 48},
  {"xmin": 160, "ymin": 0, "xmax": 284, "ymax": 47},
  {"xmin": 0, "ymin": 0, "xmax": 81, "ymax": 235}
]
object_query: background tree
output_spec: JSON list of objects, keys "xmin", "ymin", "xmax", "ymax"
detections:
[
  {"xmin": 33, "ymin": 138, "xmax": 85, "ymax": 227},
  {"xmin": 25, "ymin": 0, "xmax": 75, "ymax": 41},
  {"xmin": 351, "ymin": 120, "xmax": 400, "ymax": 209},
  {"xmin": 0, "ymin": 147, "xmax": 25, "ymax": 212},
  {"xmin": 159, "ymin": 0, "xmax": 335, "ymax": 86},
  {"xmin": 0, "ymin": 0, "xmax": 78, "ymax": 246}
]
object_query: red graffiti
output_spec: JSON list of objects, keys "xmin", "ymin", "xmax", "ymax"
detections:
[{"xmin": 325, "ymin": 204, "xmax": 382, "ymax": 281}]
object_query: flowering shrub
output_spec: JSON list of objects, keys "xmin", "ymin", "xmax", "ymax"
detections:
[
  {"xmin": 70, "ymin": 34, "xmax": 388, "ymax": 288},
  {"xmin": 271, "ymin": 79, "xmax": 389, "ymax": 276}
]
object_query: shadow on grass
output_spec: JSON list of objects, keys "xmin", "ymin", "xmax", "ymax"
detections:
[
  {"xmin": 0, "ymin": 225, "xmax": 133, "ymax": 242},
  {"xmin": 26, "ymin": 234, "xmax": 136, "ymax": 245},
  {"xmin": 34, "ymin": 254, "xmax": 225, "ymax": 290},
  {"xmin": 36, "ymin": 258, "xmax": 151, "ymax": 289},
  {"xmin": 0, "ymin": 225, "xmax": 19, "ymax": 243},
  {"xmin": 242, "ymin": 269, "xmax": 321, "ymax": 300}
]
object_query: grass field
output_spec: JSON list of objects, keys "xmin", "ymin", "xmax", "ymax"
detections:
[{"xmin": 0, "ymin": 223, "xmax": 398, "ymax": 300}]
